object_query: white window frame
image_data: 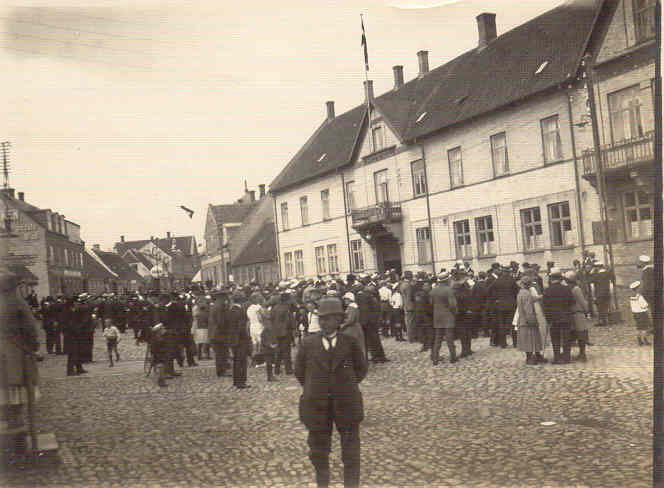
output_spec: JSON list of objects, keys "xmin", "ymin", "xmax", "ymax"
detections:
[
  {"xmin": 548, "ymin": 201, "xmax": 573, "ymax": 248},
  {"xmin": 475, "ymin": 215, "xmax": 495, "ymax": 257},
  {"xmin": 416, "ymin": 227, "xmax": 432, "ymax": 264},
  {"xmin": 321, "ymin": 189, "xmax": 330, "ymax": 220},
  {"xmin": 300, "ymin": 196, "xmax": 309, "ymax": 226},
  {"xmin": 280, "ymin": 202, "xmax": 289, "ymax": 231},
  {"xmin": 350, "ymin": 239, "xmax": 365, "ymax": 271},
  {"xmin": 540, "ymin": 115, "xmax": 563, "ymax": 163},
  {"xmin": 623, "ymin": 190, "xmax": 653, "ymax": 240},
  {"xmin": 315, "ymin": 245, "xmax": 327, "ymax": 275},
  {"xmin": 371, "ymin": 125, "xmax": 385, "ymax": 152},
  {"xmin": 411, "ymin": 159, "xmax": 427, "ymax": 197},
  {"xmin": 294, "ymin": 250, "xmax": 304, "ymax": 276},
  {"xmin": 453, "ymin": 219, "xmax": 472, "ymax": 259},
  {"xmin": 608, "ymin": 85, "xmax": 645, "ymax": 144},
  {"xmin": 374, "ymin": 169, "xmax": 389, "ymax": 204},
  {"xmin": 345, "ymin": 180, "xmax": 356, "ymax": 212},
  {"xmin": 448, "ymin": 147, "xmax": 464, "ymax": 188},
  {"xmin": 521, "ymin": 207, "xmax": 544, "ymax": 251},
  {"xmin": 490, "ymin": 132, "xmax": 509, "ymax": 177},
  {"xmin": 327, "ymin": 244, "xmax": 339, "ymax": 273},
  {"xmin": 284, "ymin": 252, "xmax": 293, "ymax": 278}
]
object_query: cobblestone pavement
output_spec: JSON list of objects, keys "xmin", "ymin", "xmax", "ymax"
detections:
[{"xmin": 3, "ymin": 309, "xmax": 653, "ymax": 488}]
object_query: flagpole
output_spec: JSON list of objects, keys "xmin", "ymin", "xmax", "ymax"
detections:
[{"xmin": 361, "ymin": 14, "xmax": 374, "ymax": 155}]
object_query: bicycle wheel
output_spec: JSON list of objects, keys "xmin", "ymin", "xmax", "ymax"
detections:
[{"xmin": 144, "ymin": 345, "xmax": 153, "ymax": 376}]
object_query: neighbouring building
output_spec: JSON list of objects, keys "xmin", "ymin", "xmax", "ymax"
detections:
[
  {"xmin": 89, "ymin": 246, "xmax": 145, "ymax": 293},
  {"xmin": 201, "ymin": 184, "xmax": 262, "ymax": 287},
  {"xmin": 0, "ymin": 188, "xmax": 85, "ymax": 298},
  {"xmin": 270, "ymin": 0, "xmax": 656, "ymax": 286},
  {"xmin": 114, "ymin": 233, "xmax": 200, "ymax": 291},
  {"xmin": 230, "ymin": 193, "xmax": 279, "ymax": 285},
  {"xmin": 83, "ymin": 247, "xmax": 120, "ymax": 295}
]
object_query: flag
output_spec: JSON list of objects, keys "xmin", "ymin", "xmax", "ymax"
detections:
[{"xmin": 361, "ymin": 17, "xmax": 369, "ymax": 71}]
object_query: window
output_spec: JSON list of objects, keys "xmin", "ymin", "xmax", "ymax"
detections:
[
  {"xmin": 416, "ymin": 227, "xmax": 432, "ymax": 264},
  {"xmin": 448, "ymin": 147, "xmax": 464, "ymax": 188},
  {"xmin": 294, "ymin": 250, "xmax": 304, "ymax": 276},
  {"xmin": 521, "ymin": 207, "xmax": 544, "ymax": 250},
  {"xmin": 64, "ymin": 249, "xmax": 69, "ymax": 266},
  {"xmin": 411, "ymin": 160, "xmax": 427, "ymax": 197},
  {"xmin": 300, "ymin": 196, "xmax": 309, "ymax": 226},
  {"xmin": 453, "ymin": 220, "xmax": 472, "ymax": 259},
  {"xmin": 284, "ymin": 252, "xmax": 293, "ymax": 278},
  {"xmin": 548, "ymin": 202, "xmax": 572, "ymax": 247},
  {"xmin": 321, "ymin": 189, "xmax": 330, "ymax": 220},
  {"xmin": 623, "ymin": 190, "xmax": 653, "ymax": 239},
  {"xmin": 350, "ymin": 239, "xmax": 364, "ymax": 271},
  {"xmin": 256, "ymin": 265, "xmax": 263, "ymax": 284},
  {"xmin": 541, "ymin": 115, "xmax": 563, "ymax": 162},
  {"xmin": 371, "ymin": 125, "xmax": 384, "ymax": 152},
  {"xmin": 608, "ymin": 85, "xmax": 644, "ymax": 143},
  {"xmin": 280, "ymin": 202, "xmax": 289, "ymax": 231},
  {"xmin": 374, "ymin": 169, "xmax": 389, "ymax": 203},
  {"xmin": 327, "ymin": 244, "xmax": 339, "ymax": 273},
  {"xmin": 345, "ymin": 181, "xmax": 356, "ymax": 212},
  {"xmin": 48, "ymin": 246, "xmax": 54, "ymax": 264},
  {"xmin": 490, "ymin": 132, "xmax": 509, "ymax": 177},
  {"xmin": 315, "ymin": 246, "xmax": 327, "ymax": 275},
  {"xmin": 475, "ymin": 216, "xmax": 495, "ymax": 256},
  {"xmin": 634, "ymin": 0, "xmax": 656, "ymax": 42}
]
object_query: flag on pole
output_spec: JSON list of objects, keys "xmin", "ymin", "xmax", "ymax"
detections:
[{"xmin": 361, "ymin": 16, "xmax": 369, "ymax": 72}]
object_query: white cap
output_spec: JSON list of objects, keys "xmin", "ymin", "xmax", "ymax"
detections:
[
  {"xmin": 639, "ymin": 255, "xmax": 651, "ymax": 264},
  {"xmin": 549, "ymin": 267, "xmax": 561, "ymax": 275},
  {"xmin": 594, "ymin": 260, "xmax": 604, "ymax": 267},
  {"xmin": 343, "ymin": 292, "xmax": 355, "ymax": 301},
  {"xmin": 630, "ymin": 281, "xmax": 641, "ymax": 290}
]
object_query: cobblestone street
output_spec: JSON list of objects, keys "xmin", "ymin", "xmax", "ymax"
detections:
[{"xmin": 2, "ymin": 312, "xmax": 653, "ymax": 488}]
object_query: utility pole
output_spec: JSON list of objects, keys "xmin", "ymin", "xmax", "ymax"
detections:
[{"xmin": 1, "ymin": 141, "xmax": 12, "ymax": 234}]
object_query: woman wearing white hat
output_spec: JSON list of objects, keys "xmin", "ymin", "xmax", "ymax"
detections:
[
  {"xmin": 565, "ymin": 271, "xmax": 591, "ymax": 361},
  {"xmin": 340, "ymin": 292, "xmax": 366, "ymax": 358}
]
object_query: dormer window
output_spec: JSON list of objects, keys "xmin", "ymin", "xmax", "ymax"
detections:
[
  {"xmin": 416, "ymin": 112, "xmax": 427, "ymax": 123},
  {"xmin": 317, "ymin": 153, "xmax": 326, "ymax": 163},
  {"xmin": 535, "ymin": 61, "xmax": 548, "ymax": 74},
  {"xmin": 371, "ymin": 125, "xmax": 384, "ymax": 152},
  {"xmin": 634, "ymin": 0, "xmax": 656, "ymax": 43}
]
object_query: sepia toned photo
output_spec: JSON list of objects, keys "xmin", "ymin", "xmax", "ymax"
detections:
[{"xmin": 1, "ymin": 0, "xmax": 660, "ymax": 486}]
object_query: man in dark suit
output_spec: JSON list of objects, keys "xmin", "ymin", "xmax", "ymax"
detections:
[
  {"xmin": 542, "ymin": 268, "xmax": 575, "ymax": 364},
  {"xmin": 208, "ymin": 290, "xmax": 231, "ymax": 377},
  {"xmin": 228, "ymin": 293, "xmax": 252, "ymax": 389},
  {"xmin": 295, "ymin": 296, "xmax": 368, "ymax": 488},
  {"xmin": 271, "ymin": 289, "xmax": 295, "ymax": 375},
  {"xmin": 487, "ymin": 267, "xmax": 519, "ymax": 348}
]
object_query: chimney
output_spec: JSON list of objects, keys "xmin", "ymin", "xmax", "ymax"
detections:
[
  {"xmin": 259, "ymin": 184, "xmax": 266, "ymax": 199},
  {"xmin": 417, "ymin": 51, "xmax": 429, "ymax": 76},
  {"xmin": 326, "ymin": 101, "xmax": 335, "ymax": 121},
  {"xmin": 476, "ymin": 13, "xmax": 497, "ymax": 50},
  {"xmin": 1, "ymin": 188, "xmax": 15, "ymax": 198},
  {"xmin": 120, "ymin": 235, "xmax": 125, "ymax": 242},
  {"xmin": 364, "ymin": 80, "xmax": 374, "ymax": 102},
  {"xmin": 393, "ymin": 65, "xmax": 404, "ymax": 89},
  {"xmin": 166, "ymin": 231, "xmax": 171, "ymax": 239},
  {"xmin": 18, "ymin": 192, "xmax": 24, "ymax": 201},
  {"xmin": 249, "ymin": 190, "xmax": 256, "ymax": 202},
  {"xmin": 93, "ymin": 244, "xmax": 100, "ymax": 250}
]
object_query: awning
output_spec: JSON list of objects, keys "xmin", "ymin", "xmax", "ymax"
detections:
[
  {"xmin": 9, "ymin": 265, "xmax": 39, "ymax": 285},
  {"xmin": 191, "ymin": 269, "xmax": 202, "ymax": 283}
]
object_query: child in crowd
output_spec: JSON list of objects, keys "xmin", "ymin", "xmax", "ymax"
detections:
[
  {"xmin": 629, "ymin": 281, "xmax": 652, "ymax": 346},
  {"xmin": 103, "ymin": 318, "xmax": 121, "ymax": 367}
]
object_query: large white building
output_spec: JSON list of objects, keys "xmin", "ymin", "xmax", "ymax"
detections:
[{"xmin": 269, "ymin": 0, "xmax": 656, "ymax": 286}]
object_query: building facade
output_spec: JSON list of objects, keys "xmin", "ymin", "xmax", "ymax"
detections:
[
  {"xmin": 0, "ymin": 188, "xmax": 85, "ymax": 298},
  {"xmin": 270, "ymin": 0, "xmax": 656, "ymax": 286}
]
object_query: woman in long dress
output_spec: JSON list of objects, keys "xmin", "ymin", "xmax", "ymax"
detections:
[
  {"xmin": 246, "ymin": 294, "xmax": 266, "ymax": 364},
  {"xmin": 191, "ymin": 296, "xmax": 211, "ymax": 360},
  {"xmin": 528, "ymin": 270, "xmax": 550, "ymax": 352},
  {"xmin": 340, "ymin": 292, "xmax": 366, "ymax": 358},
  {"xmin": 516, "ymin": 276, "xmax": 546, "ymax": 365},
  {"xmin": 1, "ymin": 271, "xmax": 40, "ymax": 461}
]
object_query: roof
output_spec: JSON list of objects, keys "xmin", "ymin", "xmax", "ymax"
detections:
[
  {"xmin": 83, "ymin": 250, "xmax": 118, "ymax": 281},
  {"xmin": 269, "ymin": 104, "xmax": 367, "ymax": 193},
  {"xmin": 269, "ymin": 0, "xmax": 601, "ymax": 192},
  {"xmin": 232, "ymin": 221, "xmax": 277, "ymax": 267},
  {"xmin": 90, "ymin": 249, "xmax": 144, "ymax": 282},
  {"xmin": 115, "ymin": 235, "xmax": 196, "ymax": 257},
  {"xmin": 210, "ymin": 203, "xmax": 257, "ymax": 226},
  {"xmin": 122, "ymin": 249, "xmax": 154, "ymax": 270}
]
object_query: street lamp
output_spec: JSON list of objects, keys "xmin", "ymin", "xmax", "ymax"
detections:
[{"xmin": 149, "ymin": 246, "xmax": 167, "ymax": 292}]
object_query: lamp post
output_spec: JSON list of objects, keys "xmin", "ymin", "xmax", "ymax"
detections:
[{"xmin": 149, "ymin": 246, "xmax": 167, "ymax": 293}]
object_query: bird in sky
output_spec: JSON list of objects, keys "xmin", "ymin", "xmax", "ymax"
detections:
[{"xmin": 179, "ymin": 205, "xmax": 194, "ymax": 218}]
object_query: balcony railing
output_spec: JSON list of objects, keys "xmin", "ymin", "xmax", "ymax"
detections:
[
  {"xmin": 351, "ymin": 202, "xmax": 402, "ymax": 227},
  {"xmin": 582, "ymin": 130, "xmax": 654, "ymax": 175}
]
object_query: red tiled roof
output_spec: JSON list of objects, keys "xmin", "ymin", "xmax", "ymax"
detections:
[
  {"xmin": 91, "ymin": 249, "xmax": 144, "ymax": 282},
  {"xmin": 115, "ymin": 235, "xmax": 196, "ymax": 257},
  {"xmin": 210, "ymin": 203, "xmax": 257, "ymax": 226},
  {"xmin": 232, "ymin": 221, "xmax": 277, "ymax": 267}
]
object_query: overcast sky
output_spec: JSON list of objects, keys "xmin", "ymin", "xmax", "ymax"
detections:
[{"xmin": 2, "ymin": 0, "xmax": 562, "ymax": 251}]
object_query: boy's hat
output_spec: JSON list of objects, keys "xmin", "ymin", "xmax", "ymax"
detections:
[
  {"xmin": 630, "ymin": 281, "xmax": 641, "ymax": 290},
  {"xmin": 317, "ymin": 296, "xmax": 344, "ymax": 317},
  {"xmin": 638, "ymin": 255, "xmax": 651, "ymax": 264}
]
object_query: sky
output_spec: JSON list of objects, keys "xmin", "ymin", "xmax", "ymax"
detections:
[{"xmin": 1, "ymin": 0, "xmax": 563, "ymax": 251}]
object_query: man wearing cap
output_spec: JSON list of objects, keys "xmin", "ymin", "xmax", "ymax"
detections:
[
  {"xmin": 429, "ymin": 272, "xmax": 457, "ymax": 365},
  {"xmin": 487, "ymin": 266, "xmax": 519, "ymax": 348},
  {"xmin": 589, "ymin": 261, "xmax": 615, "ymax": 327},
  {"xmin": 227, "ymin": 292, "xmax": 252, "ymax": 389},
  {"xmin": 272, "ymin": 289, "xmax": 295, "ymax": 376},
  {"xmin": 208, "ymin": 289, "xmax": 231, "ymax": 377},
  {"xmin": 294, "ymin": 296, "xmax": 368, "ymax": 488},
  {"xmin": 413, "ymin": 272, "xmax": 434, "ymax": 353},
  {"xmin": 485, "ymin": 263, "xmax": 501, "ymax": 346},
  {"xmin": 399, "ymin": 271, "xmax": 416, "ymax": 343},
  {"xmin": 543, "ymin": 269, "xmax": 575, "ymax": 364}
]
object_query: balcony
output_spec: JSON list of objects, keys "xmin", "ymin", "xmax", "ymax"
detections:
[
  {"xmin": 582, "ymin": 131, "xmax": 655, "ymax": 181},
  {"xmin": 351, "ymin": 202, "xmax": 402, "ymax": 244}
]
